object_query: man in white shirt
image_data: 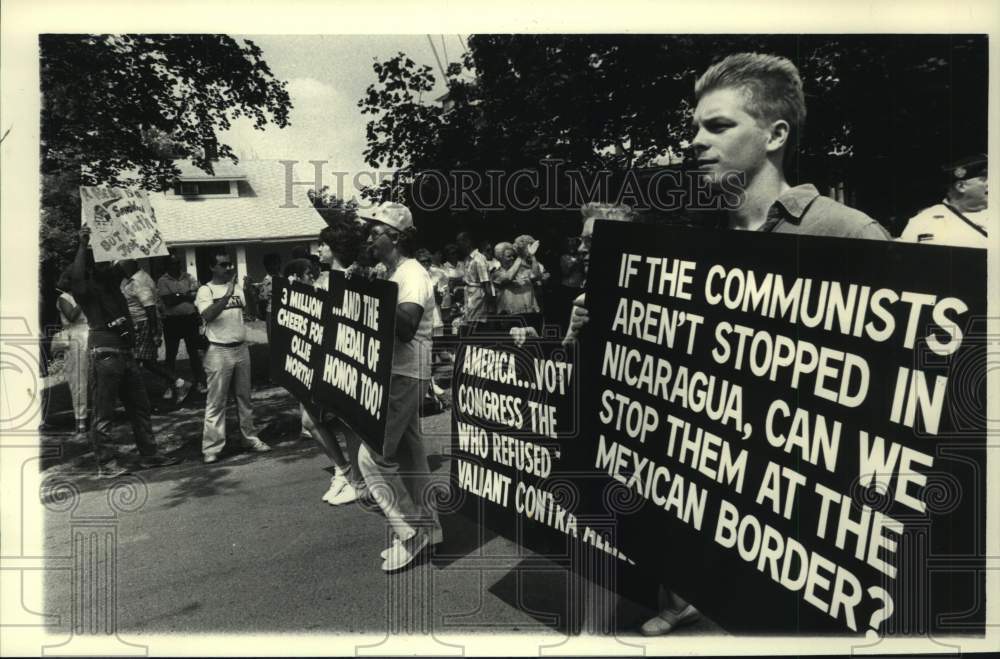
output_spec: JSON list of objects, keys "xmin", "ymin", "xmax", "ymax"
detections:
[
  {"xmin": 195, "ymin": 249, "xmax": 271, "ymax": 463},
  {"xmin": 900, "ymin": 154, "xmax": 989, "ymax": 248},
  {"xmin": 352, "ymin": 202, "xmax": 442, "ymax": 572}
]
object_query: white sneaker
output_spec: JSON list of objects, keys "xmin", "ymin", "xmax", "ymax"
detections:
[
  {"xmin": 380, "ymin": 537, "xmax": 401, "ymax": 560},
  {"xmin": 321, "ymin": 474, "xmax": 348, "ymax": 503},
  {"xmin": 381, "ymin": 532, "xmax": 430, "ymax": 572},
  {"xmin": 242, "ymin": 437, "xmax": 271, "ymax": 453},
  {"xmin": 380, "ymin": 527, "xmax": 442, "ymax": 558},
  {"xmin": 327, "ymin": 481, "xmax": 359, "ymax": 505}
]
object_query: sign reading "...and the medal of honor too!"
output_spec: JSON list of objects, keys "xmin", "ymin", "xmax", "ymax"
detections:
[{"xmin": 270, "ymin": 273, "xmax": 397, "ymax": 454}]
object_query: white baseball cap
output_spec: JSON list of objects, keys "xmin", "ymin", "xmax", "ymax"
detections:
[{"xmin": 357, "ymin": 202, "xmax": 413, "ymax": 232}]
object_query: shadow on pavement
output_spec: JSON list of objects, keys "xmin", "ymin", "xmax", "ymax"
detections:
[
  {"xmin": 432, "ymin": 503, "xmax": 499, "ymax": 568},
  {"xmin": 488, "ymin": 561, "xmax": 573, "ymax": 634}
]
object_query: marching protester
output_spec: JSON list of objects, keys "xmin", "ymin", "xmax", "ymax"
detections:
[
  {"xmin": 156, "ymin": 252, "xmax": 208, "ymax": 395},
  {"xmin": 352, "ymin": 201, "xmax": 443, "ymax": 572},
  {"xmin": 294, "ymin": 222, "xmax": 372, "ymax": 506},
  {"xmin": 560, "ymin": 52, "xmax": 892, "ymax": 635},
  {"xmin": 899, "ymin": 154, "xmax": 989, "ymax": 248},
  {"xmin": 69, "ymin": 227, "xmax": 180, "ymax": 477},
  {"xmin": 196, "ymin": 249, "xmax": 271, "ymax": 463},
  {"xmin": 54, "ymin": 269, "xmax": 89, "ymax": 436},
  {"xmin": 118, "ymin": 258, "xmax": 194, "ymax": 405}
]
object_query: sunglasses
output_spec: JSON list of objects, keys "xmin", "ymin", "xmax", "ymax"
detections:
[
  {"xmin": 368, "ymin": 224, "xmax": 393, "ymax": 239},
  {"xmin": 216, "ymin": 261, "xmax": 234, "ymax": 269}
]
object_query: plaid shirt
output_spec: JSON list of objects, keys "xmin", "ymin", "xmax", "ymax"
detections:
[{"xmin": 462, "ymin": 249, "xmax": 492, "ymax": 322}]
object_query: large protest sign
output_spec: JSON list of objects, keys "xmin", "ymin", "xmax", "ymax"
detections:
[
  {"xmin": 270, "ymin": 273, "xmax": 397, "ymax": 453},
  {"xmin": 448, "ymin": 321, "xmax": 656, "ymax": 603},
  {"xmin": 79, "ymin": 186, "xmax": 169, "ymax": 262},
  {"xmin": 578, "ymin": 221, "xmax": 987, "ymax": 635}
]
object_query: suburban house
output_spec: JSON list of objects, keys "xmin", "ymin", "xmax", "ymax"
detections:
[{"xmin": 147, "ymin": 159, "xmax": 326, "ymax": 285}]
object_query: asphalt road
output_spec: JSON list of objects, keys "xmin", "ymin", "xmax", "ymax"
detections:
[{"xmin": 40, "ymin": 395, "xmax": 721, "ymax": 641}]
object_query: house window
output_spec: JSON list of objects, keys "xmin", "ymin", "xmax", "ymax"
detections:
[{"xmin": 173, "ymin": 180, "xmax": 232, "ymax": 196}]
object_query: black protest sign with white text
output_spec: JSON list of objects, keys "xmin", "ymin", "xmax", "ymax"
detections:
[
  {"xmin": 582, "ymin": 221, "xmax": 986, "ymax": 635},
  {"xmin": 270, "ymin": 274, "xmax": 397, "ymax": 454},
  {"xmin": 449, "ymin": 327, "xmax": 642, "ymax": 568}
]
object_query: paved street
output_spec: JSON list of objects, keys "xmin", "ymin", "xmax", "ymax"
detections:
[{"xmin": 38, "ymin": 382, "xmax": 721, "ymax": 639}]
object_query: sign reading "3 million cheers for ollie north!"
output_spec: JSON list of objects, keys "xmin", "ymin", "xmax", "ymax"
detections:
[
  {"xmin": 580, "ymin": 221, "xmax": 987, "ymax": 635},
  {"xmin": 270, "ymin": 274, "xmax": 397, "ymax": 454}
]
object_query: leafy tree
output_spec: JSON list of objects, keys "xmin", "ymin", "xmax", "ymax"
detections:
[
  {"xmin": 41, "ymin": 34, "xmax": 291, "ymax": 187},
  {"xmin": 39, "ymin": 34, "xmax": 292, "ymax": 366},
  {"xmin": 358, "ymin": 34, "xmax": 987, "ymax": 237}
]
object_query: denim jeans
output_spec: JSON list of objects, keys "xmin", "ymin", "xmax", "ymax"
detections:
[
  {"xmin": 89, "ymin": 349, "xmax": 158, "ymax": 464},
  {"xmin": 202, "ymin": 343, "xmax": 259, "ymax": 459},
  {"xmin": 357, "ymin": 375, "xmax": 441, "ymax": 542}
]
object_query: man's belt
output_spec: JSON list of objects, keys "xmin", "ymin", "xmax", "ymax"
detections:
[
  {"xmin": 209, "ymin": 341, "xmax": 244, "ymax": 348},
  {"xmin": 90, "ymin": 346, "xmax": 132, "ymax": 356}
]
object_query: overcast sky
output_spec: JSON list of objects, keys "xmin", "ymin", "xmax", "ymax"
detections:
[{"xmin": 220, "ymin": 35, "xmax": 464, "ymax": 197}]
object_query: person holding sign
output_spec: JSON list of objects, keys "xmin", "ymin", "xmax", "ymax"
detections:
[
  {"xmin": 899, "ymin": 154, "xmax": 989, "ymax": 248},
  {"xmin": 290, "ymin": 225, "xmax": 372, "ymax": 507},
  {"xmin": 353, "ymin": 202, "xmax": 443, "ymax": 573},
  {"xmin": 69, "ymin": 228, "xmax": 180, "ymax": 477},
  {"xmin": 196, "ymin": 249, "xmax": 272, "ymax": 464},
  {"xmin": 562, "ymin": 53, "xmax": 894, "ymax": 635},
  {"xmin": 567, "ymin": 52, "xmax": 892, "ymax": 346},
  {"xmin": 313, "ymin": 225, "xmax": 374, "ymax": 504}
]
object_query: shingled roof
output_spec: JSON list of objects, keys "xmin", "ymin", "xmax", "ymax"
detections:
[{"xmin": 149, "ymin": 160, "xmax": 326, "ymax": 246}]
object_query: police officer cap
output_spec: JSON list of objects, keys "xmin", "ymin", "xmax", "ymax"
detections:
[{"xmin": 943, "ymin": 154, "xmax": 987, "ymax": 181}]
